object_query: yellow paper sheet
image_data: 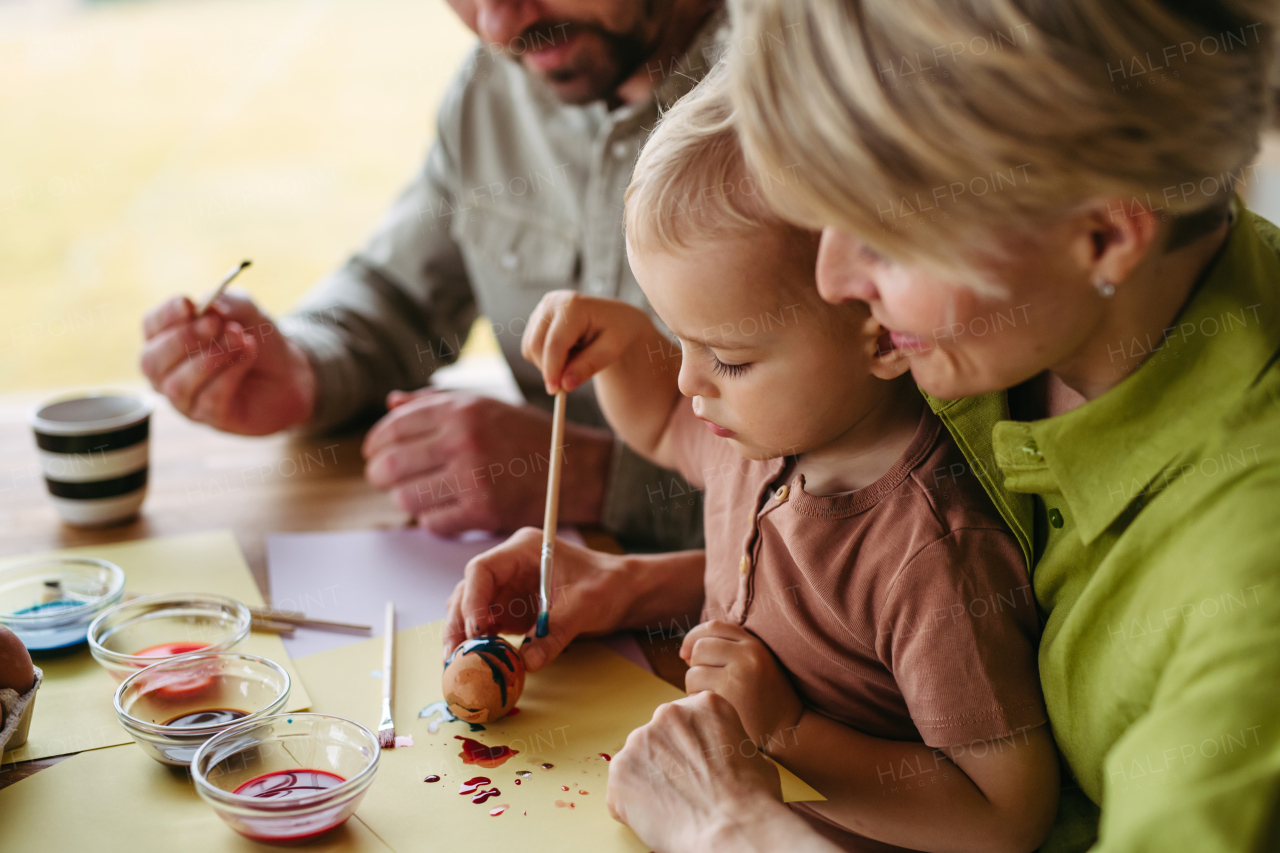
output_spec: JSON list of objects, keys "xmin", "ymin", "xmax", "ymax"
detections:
[
  {"xmin": 0, "ymin": 744, "xmax": 392, "ymax": 853},
  {"xmin": 293, "ymin": 621, "xmax": 824, "ymax": 853},
  {"xmin": 2, "ymin": 531, "xmax": 311, "ymax": 763}
]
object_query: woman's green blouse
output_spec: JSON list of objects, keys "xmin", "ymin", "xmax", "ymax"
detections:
[{"xmin": 928, "ymin": 206, "xmax": 1280, "ymax": 853}]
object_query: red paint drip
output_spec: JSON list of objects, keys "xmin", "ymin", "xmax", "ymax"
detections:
[
  {"xmin": 489, "ymin": 804, "xmax": 510, "ymax": 817},
  {"xmin": 578, "ymin": 790, "xmax": 588, "ymax": 795},
  {"xmin": 513, "ymin": 779, "xmax": 521, "ymax": 785},
  {"xmin": 472, "ymin": 787, "xmax": 501, "ymax": 804},
  {"xmin": 458, "ymin": 776, "xmax": 492, "ymax": 795},
  {"xmin": 554, "ymin": 800, "xmax": 575, "ymax": 809},
  {"xmin": 560, "ymin": 785, "xmax": 569, "ymax": 791},
  {"xmin": 598, "ymin": 752, "xmax": 612, "ymax": 761},
  {"xmin": 455, "ymin": 735, "xmax": 519, "ymax": 768},
  {"xmin": 424, "ymin": 775, "xmax": 440, "ymax": 783}
]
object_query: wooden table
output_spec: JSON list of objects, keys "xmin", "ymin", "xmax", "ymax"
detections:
[{"xmin": 0, "ymin": 386, "xmax": 687, "ymax": 789}]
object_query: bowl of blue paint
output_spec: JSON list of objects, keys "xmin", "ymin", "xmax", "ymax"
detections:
[{"xmin": 0, "ymin": 557, "xmax": 125, "ymax": 652}]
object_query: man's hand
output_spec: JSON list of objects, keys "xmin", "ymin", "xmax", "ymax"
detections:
[
  {"xmin": 140, "ymin": 291, "xmax": 317, "ymax": 435},
  {"xmin": 522, "ymin": 290, "xmax": 659, "ymax": 394},
  {"xmin": 442, "ymin": 527, "xmax": 631, "ymax": 671},
  {"xmin": 362, "ymin": 388, "xmax": 613, "ymax": 536},
  {"xmin": 607, "ymin": 692, "xmax": 823, "ymax": 853},
  {"xmin": 681, "ymin": 620, "xmax": 805, "ymax": 749}
]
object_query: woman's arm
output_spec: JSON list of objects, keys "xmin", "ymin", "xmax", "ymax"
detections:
[
  {"xmin": 522, "ymin": 291, "xmax": 684, "ymax": 469},
  {"xmin": 681, "ymin": 621, "xmax": 1059, "ymax": 853},
  {"xmin": 769, "ymin": 713, "xmax": 1059, "ymax": 853}
]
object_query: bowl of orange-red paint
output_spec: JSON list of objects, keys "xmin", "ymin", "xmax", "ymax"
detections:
[
  {"xmin": 192, "ymin": 714, "xmax": 380, "ymax": 842},
  {"xmin": 88, "ymin": 593, "xmax": 251, "ymax": 681}
]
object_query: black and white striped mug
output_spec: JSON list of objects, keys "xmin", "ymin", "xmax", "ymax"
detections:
[{"xmin": 30, "ymin": 393, "xmax": 154, "ymax": 527}]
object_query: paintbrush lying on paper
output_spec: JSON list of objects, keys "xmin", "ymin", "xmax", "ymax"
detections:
[
  {"xmin": 195, "ymin": 259, "xmax": 251, "ymax": 315},
  {"xmin": 377, "ymin": 601, "xmax": 396, "ymax": 749},
  {"xmin": 536, "ymin": 390, "xmax": 567, "ymax": 638},
  {"xmin": 248, "ymin": 606, "xmax": 372, "ymax": 635}
]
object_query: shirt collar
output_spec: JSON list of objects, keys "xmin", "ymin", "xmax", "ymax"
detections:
[{"xmin": 994, "ymin": 201, "xmax": 1280, "ymax": 544}]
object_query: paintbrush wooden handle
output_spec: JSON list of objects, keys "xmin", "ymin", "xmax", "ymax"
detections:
[
  {"xmin": 250, "ymin": 607, "xmax": 372, "ymax": 634},
  {"xmin": 196, "ymin": 260, "xmax": 251, "ymax": 315},
  {"xmin": 250, "ymin": 617, "xmax": 296, "ymax": 635},
  {"xmin": 382, "ymin": 602, "xmax": 394, "ymax": 703},
  {"xmin": 542, "ymin": 390, "xmax": 566, "ymax": 543},
  {"xmin": 539, "ymin": 391, "xmax": 567, "ymax": 623}
]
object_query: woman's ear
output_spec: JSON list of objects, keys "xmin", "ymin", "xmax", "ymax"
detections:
[
  {"xmin": 866, "ymin": 326, "xmax": 913, "ymax": 380},
  {"xmin": 1072, "ymin": 199, "xmax": 1162, "ymax": 290}
]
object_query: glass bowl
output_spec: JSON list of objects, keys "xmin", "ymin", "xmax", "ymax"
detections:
[
  {"xmin": 0, "ymin": 557, "xmax": 125, "ymax": 651},
  {"xmin": 192, "ymin": 714, "xmax": 380, "ymax": 842},
  {"xmin": 113, "ymin": 652, "xmax": 291, "ymax": 766},
  {"xmin": 88, "ymin": 593, "xmax": 251, "ymax": 681}
]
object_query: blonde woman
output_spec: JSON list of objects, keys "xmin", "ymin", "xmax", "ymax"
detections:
[{"xmin": 604, "ymin": 1, "xmax": 1280, "ymax": 852}]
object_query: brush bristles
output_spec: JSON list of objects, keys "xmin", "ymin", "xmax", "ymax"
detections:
[{"xmin": 378, "ymin": 728, "xmax": 395, "ymax": 749}]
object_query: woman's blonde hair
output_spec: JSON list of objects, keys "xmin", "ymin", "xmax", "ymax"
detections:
[
  {"xmin": 727, "ymin": 0, "xmax": 1277, "ymax": 271},
  {"xmin": 625, "ymin": 62, "xmax": 800, "ymax": 254}
]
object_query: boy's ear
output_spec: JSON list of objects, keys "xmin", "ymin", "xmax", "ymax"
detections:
[{"xmin": 866, "ymin": 326, "xmax": 913, "ymax": 381}]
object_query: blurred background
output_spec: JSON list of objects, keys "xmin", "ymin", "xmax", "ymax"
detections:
[
  {"xmin": 2, "ymin": 0, "xmax": 487, "ymax": 393},
  {"xmin": 4, "ymin": 0, "xmax": 1280, "ymax": 394}
]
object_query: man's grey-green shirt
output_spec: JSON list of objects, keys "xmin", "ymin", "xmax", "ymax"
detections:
[{"xmin": 285, "ymin": 14, "xmax": 728, "ymax": 550}]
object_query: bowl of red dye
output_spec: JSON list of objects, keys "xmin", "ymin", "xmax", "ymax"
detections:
[
  {"xmin": 88, "ymin": 593, "xmax": 251, "ymax": 681},
  {"xmin": 113, "ymin": 652, "xmax": 291, "ymax": 766},
  {"xmin": 192, "ymin": 714, "xmax": 380, "ymax": 842},
  {"xmin": 0, "ymin": 557, "xmax": 125, "ymax": 652}
]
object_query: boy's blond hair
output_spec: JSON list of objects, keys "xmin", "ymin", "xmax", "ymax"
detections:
[
  {"xmin": 625, "ymin": 62, "xmax": 802, "ymax": 254},
  {"xmin": 727, "ymin": 0, "xmax": 1277, "ymax": 275}
]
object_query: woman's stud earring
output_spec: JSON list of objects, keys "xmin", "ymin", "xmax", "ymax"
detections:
[{"xmin": 1094, "ymin": 277, "xmax": 1116, "ymax": 298}]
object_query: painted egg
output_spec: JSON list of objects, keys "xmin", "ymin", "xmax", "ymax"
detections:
[{"xmin": 442, "ymin": 636, "xmax": 525, "ymax": 723}]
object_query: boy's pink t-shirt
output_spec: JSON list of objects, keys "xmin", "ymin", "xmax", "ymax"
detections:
[{"xmin": 667, "ymin": 396, "xmax": 1047, "ymax": 850}]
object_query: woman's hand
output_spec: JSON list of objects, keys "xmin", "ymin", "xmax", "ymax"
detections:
[
  {"xmin": 681, "ymin": 620, "xmax": 805, "ymax": 749},
  {"xmin": 607, "ymin": 692, "xmax": 802, "ymax": 852},
  {"xmin": 442, "ymin": 527, "xmax": 629, "ymax": 671},
  {"xmin": 521, "ymin": 290, "xmax": 659, "ymax": 394}
]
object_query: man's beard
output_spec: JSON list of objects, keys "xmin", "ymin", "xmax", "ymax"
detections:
[{"xmin": 502, "ymin": 20, "xmax": 652, "ymax": 106}]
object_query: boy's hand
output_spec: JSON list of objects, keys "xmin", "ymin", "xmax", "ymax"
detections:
[
  {"xmin": 681, "ymin": 620, "xmax": 804, "ymax": 749},
  {"xmin": 522, "ymin": 291, "xmax": 659, "ymax": 394}
]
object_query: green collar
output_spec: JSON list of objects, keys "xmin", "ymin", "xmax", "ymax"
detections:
[{"xmin": 993, "ymin": 204, "xmax": 1280, "ymax": 544}]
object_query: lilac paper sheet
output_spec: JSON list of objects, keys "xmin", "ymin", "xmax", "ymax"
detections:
[{"xmin": 265, "ymin": 527, "xmax": 651, "ymax": 672}]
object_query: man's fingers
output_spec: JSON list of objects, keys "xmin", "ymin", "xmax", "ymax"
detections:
[
  {"xmin": 362, "ymin": 394, "xmax": 448, "ymax": 459},
  {"xmin": 188, "ymin": 323, "xmax": 257, "ymax": 425},
  {"xmin": 142, "ymin": 295, "xmax": 196, "ymax": 339},
  {"xmin": 419, "ymin": 503, "xmax": 486, "ymax": 538},
  {"xmin": 140, "ymin": 312, "xmax": 225, "ymax": 387},
  {"xmin": 158, "ymin": 323, "xmax": 249, "ymax": 415},
  {"xmin": 366, "ymin": 435, "xmax": 452, "ymax": 490}
]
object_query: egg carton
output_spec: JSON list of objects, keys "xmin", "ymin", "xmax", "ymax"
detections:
[{"xmin": 0, "ymin": 666, "xmax": 43, "ymax": 757}]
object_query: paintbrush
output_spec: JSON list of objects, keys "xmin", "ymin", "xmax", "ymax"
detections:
[
  {"xmin": 195, "ymin": 259, "xmax": 251, "ymax": 315},
  {"xmin": 536, "ymin": 390, "xmax": 567, "ymax": 638},
  {"xmin": 377, "ymin": 601, "xmax": 396, "ymax": 749},
  {"xmin": 249, "ymin": 606, "xmax": 372, "ymax": 635}
]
